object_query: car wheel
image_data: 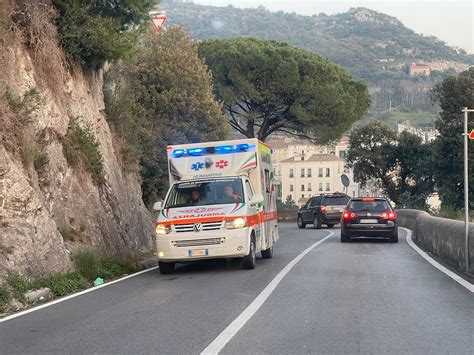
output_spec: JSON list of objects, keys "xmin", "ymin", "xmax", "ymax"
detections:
[
  {"xmin": 327, "ymin": 224, "xmax": 335, "ymax": 228},
  {"xmin": 390, "ymin": 229, "xmax": 399, "ymax": 243},
  {"xmin": 297, "ymin": 215, "xmax": 306, "ymax": 229},
  {"xmin": 313, "ymin": 215, "xmax": 322, "ymax": 229},
  {"xmin": 261, "ymin": 245, "xmax": 273, "ymax": 259},
  {"xmin": 242, "ymin": 235, "xmax": 256, "ymax": 269},
  {"xmin": 340, "ymin": 231, "xmax": 350, "ymax": 243},
  {"xmin": 158, "ymin": 262, "xmax": 175, "ymax": 274}
]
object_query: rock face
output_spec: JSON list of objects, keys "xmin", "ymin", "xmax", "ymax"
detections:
[{"xmin": 0, "ymin": 41, "xmax": 154, "ymax": 279}]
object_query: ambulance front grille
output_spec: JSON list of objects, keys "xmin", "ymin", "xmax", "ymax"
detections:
[
  {"xmin": 174, "ymin": 221, "xmax": 223, "ymax": 233},
  {"xmin": 172, "ymin": 237, "xmax": 225, "ymax": 247}
]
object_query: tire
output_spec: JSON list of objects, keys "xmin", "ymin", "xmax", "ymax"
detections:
[
  {"xmin": 340, "ymin": 231, "xmax": 350, "ymax": 243},
  {"xmin": 327, "ymin": 224, "xmax": 335, "ymax": 228},
  {"xmin": 158, "ymin": 261, "xmax": 175, "ymax": 274},
  {"xmin": 297, "ymin": 215, "xmax": 306, "ymax": 229},
  {"xmin": 313, "ymin": 215, "xmax": 322, "ymax": 229},
  {"xmin": 261, "ymin": 245, "xmax": 273, "ymax": 259},
  {"xmin": 242, "ymin": 235, "xmax": 256, "ymax": 269},
  {"xmin": 390, "ymin": 229, "xmax": 399, "ymax": 243}
]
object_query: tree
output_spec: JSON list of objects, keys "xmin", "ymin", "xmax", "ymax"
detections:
[
  {"xmin": 346, "ymin": 121, "xmax": 434, "ymax": 207},
  {"xmin": 198, "ymin": 38, "xmax": 370, "ymax": 142},
  {"xmin": 431, "ymin": 68, "xmax": 474, "ymax": 208},
  {"xmin": 105, "ymin": 26, "xmax": 229, "ymax": 206},
  {"xmin": 52, "ymin": 0, "xmax": 160, "ymax": 68}
]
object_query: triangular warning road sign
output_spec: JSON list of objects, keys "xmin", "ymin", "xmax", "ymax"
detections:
[
  {"xmin": 151, "ymin": 15, "xmax": 166, "ymax": 33},
  {"xmin": 469, "ymin": 129, "xmax": 474, "ymax": 140}
]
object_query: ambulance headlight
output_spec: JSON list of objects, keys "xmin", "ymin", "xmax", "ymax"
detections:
[
  {"xmin": 155, "ymin": 223, "xmax": 171, "ymax": 235},
  {"xmin": 225, "ymin": 218, "xmax": 247, "ymax": 229}
]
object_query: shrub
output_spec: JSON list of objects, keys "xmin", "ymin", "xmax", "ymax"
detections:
[
  {"xmin": 73, "ymin": 249, "xmax": 99, "ymax": 281},
  {"xmin": 98, "ymin": 258, "xmax": 141, "ymax": 280},
  {"xmin": 46, "ymin": 272, "xmax": 88, "ymax": 297},
  {"xmin": 52, "ymin": 0, "xmax": 159, "ymax": 69},
  {"xmin": 6, "ymin": 273, "xmax": 28, "ymax": 301},
  {"xmin": 63, "ymin": 123, "xmax": 105, "ymax": 185},
  {"xmin": 58, "ymin": 225, "xmax": 78, "ymax": 242},
  {"xmin": 3, "ymin": 87, "xmax": 42, "ymax": 124},
  {"xmin": 0, "ymin": 283, "xmax": 10, "ymax": 313}
]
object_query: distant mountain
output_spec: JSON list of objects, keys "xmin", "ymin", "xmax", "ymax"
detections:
[{"xmin": 161, "ymin": 1, "xmax": 473, "ymax": 124}]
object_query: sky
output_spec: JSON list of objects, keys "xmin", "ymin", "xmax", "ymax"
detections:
[{"xmin": 193, "ymin": 0, "xmax": 473, "ymax": 53}]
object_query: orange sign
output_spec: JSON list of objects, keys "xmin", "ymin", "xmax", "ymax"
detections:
[{"xmin": 469, "ymin": 129, "xmax": 474, "ymax": 140}]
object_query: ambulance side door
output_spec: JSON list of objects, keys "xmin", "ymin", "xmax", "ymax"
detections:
[{"xmin": 244, "ymin": 178, "xmax": 261, "ymax": 248}]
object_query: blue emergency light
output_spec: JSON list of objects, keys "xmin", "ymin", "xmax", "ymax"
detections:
[
  {"xmin": 215, "ymin": 145, "xmax": 234, "ymax": 154},
  {"xmin": 187, "ymin": 147, "xmax": 206, "ymax": 156},
  {"xmin": 236, "ymin": 144, "xmax": 249, "ymax": 152},
  {"xmin": 172, "ymin": 149, "xmax": 185, "ymax": 157}
]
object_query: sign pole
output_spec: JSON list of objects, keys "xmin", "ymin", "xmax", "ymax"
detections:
[{"xmin": 462, "ymin": 107, "xmax": 474, "ymax": 273}]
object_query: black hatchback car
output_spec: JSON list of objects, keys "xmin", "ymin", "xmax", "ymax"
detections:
[
  {"xmin": 297, "ymin": 193, "xmax": 350, "ymax": 229},
  {"xmin": 340, "ymin": 197, "xmax": 398, "ymax": 243}
]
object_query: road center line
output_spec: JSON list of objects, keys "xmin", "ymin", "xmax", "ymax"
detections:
[
  {"xmin": 201, "ymin": 231, "xmax": 334, "ymax": 355},
  {"xmin": 402, "ymin": 227, "xmax": 473, "ymax": 292}
]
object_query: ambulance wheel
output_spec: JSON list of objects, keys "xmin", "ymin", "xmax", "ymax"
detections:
[
  {"xmin": 158, "ymin": 262, "xmax": 175, "ymax": 274},
  {"xmin": 242, "ymin": 235, "xmax": 256, "ymax": 269},
  {"xmin": 261, "ymin": 245, "xmax": 273, "ymax": 259}
]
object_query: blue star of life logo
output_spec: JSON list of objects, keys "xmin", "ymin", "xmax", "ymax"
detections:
[{"xmin": 191, "ymin": 162, "xmax": 204, "ymax": 171}]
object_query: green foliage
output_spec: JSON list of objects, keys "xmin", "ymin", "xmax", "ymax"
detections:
[
  {"xmin": 45, "ymin": 272, "xmax": 88, "ymax": 297},
  {"xmin": 0, "ymin": 283, "xmax": 10, "ymax": 313},
  {"xmin": 58, "ymin": 225, "xmax": 79, "ymax": 242},
  {"xmin": 6, "ymin": 273, "xmax": 28, "ymax": 301},
  {"xmin": 73, "ymin": 249, "xmax": 99, "ymax": 281},
  {"xmin": 431, "ymin": 68, "xmax": 474, "ymax": 209},
  {"xmin": 104, "ymin": 26, "xmax": 228, "ymax": 205},
  {"xmin": 73, "ymin": 249, "xmax": 141, "ymax": 281},
  {"xmin": 164, "ymin": 2, "xmax": 473, "ymax": 117},
  {"xmin": 52, "ymin": 0, "xmax": 160, "ymax": 69},
  {"xmin": 277, "ymin": 196, "xmax": 298, "ymax": 211},
  {"xmin": 3, "ymin": 87, "xmax": 42, "ymax": 123},
  {"xmin": 347, "ymin": 121, "xmax": 434, "ymax": 206},
  {"xmin": 63, "ymin": 123, "xmax": 105, "ymax": 185},
  {"xmin": 198, "ymin": 37, "xmax": 370, "ymax": 142}
]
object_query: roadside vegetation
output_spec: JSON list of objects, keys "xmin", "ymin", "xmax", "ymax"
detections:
[{"xmin": 0, "ymin": 250, "xmax": 144, "ymax": 315}]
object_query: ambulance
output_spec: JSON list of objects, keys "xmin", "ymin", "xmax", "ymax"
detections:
[{"xmin": 153, "ymin": 138, "xmax": 279, "ymax": 274}]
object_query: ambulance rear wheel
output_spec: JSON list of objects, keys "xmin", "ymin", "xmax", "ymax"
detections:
[
  {"xmin": 242, "ymin": 236, "xmax": 256, "ymax": 269},
  {"xmin": 158, "ymin": 262, "xmax": 175, "ymax": 274},
  {"xmin": 261, "ymin": 245, "xmax": 273, "ymax": 259}
]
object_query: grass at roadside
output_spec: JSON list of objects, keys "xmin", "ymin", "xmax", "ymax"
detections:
[{"xmin": 0, "ymin": 251, "xmax": 145, "ymax": 315}]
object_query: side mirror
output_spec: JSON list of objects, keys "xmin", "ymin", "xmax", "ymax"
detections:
[
  {"xmin": 153, "ymin": 201, "xmax": 163, "ymax": 211},
  {"xmin": 250, "ymin": 193, "xmax": 264, "ymax": 206}
]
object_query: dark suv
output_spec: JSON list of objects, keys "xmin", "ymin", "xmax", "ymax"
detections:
[
  {"xmin": 340, "ymin": 197, "xmax": 398, "ymax": 243},
  {"xmin": 297, "ymin": 193, "xmax": 350, "ymax": 229}
]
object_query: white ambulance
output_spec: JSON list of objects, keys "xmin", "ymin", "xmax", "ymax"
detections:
[{"xmin": 153, "ymin": 138, "xmax": 279, "ymax": 274}]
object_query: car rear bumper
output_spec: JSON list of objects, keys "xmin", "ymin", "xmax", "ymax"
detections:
[
  {"xmin": 321, "ymin": 213, "xmax": 342, "ymax": 223},
  {"xmin": 342, "ymin": 223, "xmax": 397, "ymax": 237}
]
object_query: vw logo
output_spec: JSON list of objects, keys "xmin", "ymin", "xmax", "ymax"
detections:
[
  {"xmin": 367, "ymin": 213, "xmax": 371, "ymax": 216},
  {"xmin": 193, "ymin": 223, "xmax": 202, "ymax": 232}
]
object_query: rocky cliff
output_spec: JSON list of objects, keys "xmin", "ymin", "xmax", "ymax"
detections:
[{"xmin": 0, "ymin": 10, "xmax": 154, "ymax": 279}]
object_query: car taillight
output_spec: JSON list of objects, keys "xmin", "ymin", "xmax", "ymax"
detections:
[
  {"xmin": 382, "ymin": 211, "xmax": 397, "ymax": 221},
  {"xmin": 342, "ymin": 211, "xmax": 357, "ymax": 220},
  {"xmin": 320, "ymin": 205, "xmax": 326, "ymax": 212}
]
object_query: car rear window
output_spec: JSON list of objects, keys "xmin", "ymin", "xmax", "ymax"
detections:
[
  {"xmin": 323, "ymin": 196, "xmax": 350, "ymax": 205},
  {"xmin": 348, "ymin": 200, "xmax": 391, "ymax": 211}
]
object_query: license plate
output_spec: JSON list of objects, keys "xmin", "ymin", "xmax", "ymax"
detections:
[
  {"xmin": 360, "ymin": 219, "xmax": 378, "ymax": 224},
  {"xmin": 188, "ymin": 249, "xmax": 208, "ymax": 257}
]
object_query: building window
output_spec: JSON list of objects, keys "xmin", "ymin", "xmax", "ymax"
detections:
[
  {"xmin": 307, "ymin": 168, "xmax": 312, "ymax": 177},
  {"xmin": 319, "ymin": 183, "xmax": 323, "ymax": 191},
  {"xmin": 301, "ymin": 156, "xmax": 304, "ymax": 161},
  {"xmin": 302, "ymin": 194, "xmax": 304, "ymax": 198},
  {"xmin": 289, "ymin": 169, "xmax": 294, "ymax": 178},
  {"xmin": 318, "ymin": 168, "xmax": 323, "ymax": 177},
  {"xmin": 301, "ymin": 168, "xmax": 305, "ymax": 177},
  {"xmin": 326, "ymin": 168, "xmax": 330, "ymax": 177},
  {"xmin": 326, "ymin": 183, "xmax": 330, "ymax": 191},
  {"xmin": 288, "ymin": 194, "xmax": 292, "ymax": 201},
  {"xmin": 290, "ymin": 184, "xmax": 294, "ymax": 192},
  {"xmin": 308, "ymin": 183, "xmax": 312, "ymax": 191},
  {"xmin": 301, "ymin": 184, "xmax": 305, "ymax": 192}
]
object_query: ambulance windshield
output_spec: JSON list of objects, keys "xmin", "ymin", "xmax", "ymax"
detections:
[{"xmin": 164, "ymin": 178, "xmax": 244, "ymax": 208}]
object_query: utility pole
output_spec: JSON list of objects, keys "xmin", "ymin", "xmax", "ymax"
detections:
[{"xmin": 462, "ymin": 107, "xmax": 473, "ymax": 273}]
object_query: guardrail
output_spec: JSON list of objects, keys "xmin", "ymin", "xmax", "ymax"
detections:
[
  {"xmin": 277, "ymin": 210, "xmax": 298, "ymax": 222},
  {"xmin": 398, "ymin": 209, "xmax": 474, "ymax": 275}
]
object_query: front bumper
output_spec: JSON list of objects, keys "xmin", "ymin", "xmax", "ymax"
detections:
[{"xmin": 155, "ymin": 227, "xmax": 250, "ymax": 262}]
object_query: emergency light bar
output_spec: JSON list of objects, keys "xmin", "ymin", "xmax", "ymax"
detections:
[{"xmin": 172, "ymin": 144, "xmax": 252, "ymax": 158}]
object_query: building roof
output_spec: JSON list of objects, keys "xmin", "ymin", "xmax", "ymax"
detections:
[{"xmin": 280, "ymin": 154, "xmax": 344, "ymax": 163}]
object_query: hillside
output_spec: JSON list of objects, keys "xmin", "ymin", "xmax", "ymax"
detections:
[{"xmin": 162, "ymin": 1, "xmax": 473, "ymax": 125}]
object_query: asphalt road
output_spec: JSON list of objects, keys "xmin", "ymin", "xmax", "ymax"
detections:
[{"xmin": 1, "ymin": 225, "xmax": 473, "ymax": 354}]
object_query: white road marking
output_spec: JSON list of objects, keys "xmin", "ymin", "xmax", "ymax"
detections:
[
  {"xmin": 0, "ymin": 266, "xmax": 159, "ymax": 323},
  {"xmin": 402, "ymin": 227, "xmax": 474, "ymax": 293},
  {"xmin": 201, "ymin": 231, "xmax": 334, "ymax": 355}
]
